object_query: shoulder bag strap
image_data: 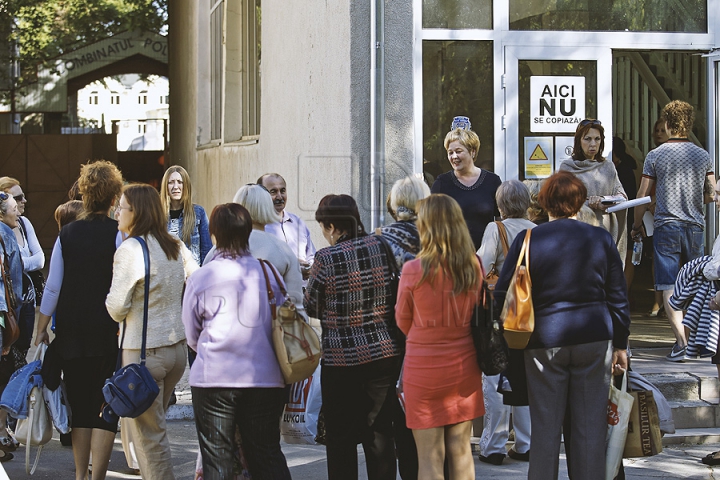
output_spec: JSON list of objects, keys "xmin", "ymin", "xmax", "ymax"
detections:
[
  {"xmin": 495, "ymin": 221, "xmax": 510, "ymax": 256},
  {"xmin": 130, "ymin": 236, "xmax": 151, "ymax": 365},
  {"xmin": 258, "ymin": 259, "xmax": 277, "ymax": 320},
  {"xmin": 516, "ymin": 229, "xmax": 531, "ymax": 278},
  {"xmin": 258, "ymin": 259, "xmax": 288, "ymax": 297}
]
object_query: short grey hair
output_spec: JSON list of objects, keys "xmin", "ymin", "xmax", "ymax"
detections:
[
  {"xmin": 232, "ymin": 185, "xmax": 282, "ymax": 226},
  {"xmin": 496, "ymin": 180, "xmax": 530, "ymax": 219},
  {"xmin": 390, "ymin": 176, "xmax": 431, "ymax": 221}
]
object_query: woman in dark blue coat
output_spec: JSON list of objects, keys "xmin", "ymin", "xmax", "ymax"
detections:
[{"xmin": 495, "ymin": 171, "xmax": 630, "ymax": 480}]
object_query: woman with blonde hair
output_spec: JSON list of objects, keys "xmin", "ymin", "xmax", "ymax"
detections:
[
  {"xmin": 160, "ymin": 166, "xmax": 211, "ymax": 266},
  {"xmin": 431, "ymin": 118, "xmax": 501, "ymax": 249},
  {"xmin": 203, "ymin": 184, "xmax": 304, "ymax": 313},
  {"xmin": 106, "ymin": 184, "xmax": 198, "ymax": 479},
  {"xmin": 0, "ymin": 177, "xmax": 45, "ymax": 359},
  {"xmin": 396, "ymin": 193, "xmax": 484, "ymax": 480},
  {"xmin": 380, "ymin": 176, "xmax": 431, "ymax": 268},
  {"xmin": 36, "ymin": 160, "xmax": 124, "ymax": 480}
]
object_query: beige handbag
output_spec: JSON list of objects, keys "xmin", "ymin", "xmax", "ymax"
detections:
[
  {"xmin": 500, "ymin": 229, "xmax": 535, "ymax": 349},
  {"xmin": 16, "ymin": 346, "xmax": 53, "ymax": 474},
  {"xmin": 259, "ymin": 259, "xmax": 322, "ymax": 384}
]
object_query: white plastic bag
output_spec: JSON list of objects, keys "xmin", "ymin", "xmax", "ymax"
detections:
[
  {"xmin": 605, "ymin": 370, "xmax": 634, "ymax": 480},
  {"xmin": 280, "ymin": 365, "xmax": 321, "ymax": 445}
]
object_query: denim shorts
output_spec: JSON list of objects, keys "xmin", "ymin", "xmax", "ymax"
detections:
[{"xmin": 653, "ymin": 222, "xmax": 704, "ymax": 290}]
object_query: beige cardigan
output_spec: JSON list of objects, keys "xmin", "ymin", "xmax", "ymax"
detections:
[{"xmin": 106, "ymin": 235, "xmax": 199, "ymax": 350}]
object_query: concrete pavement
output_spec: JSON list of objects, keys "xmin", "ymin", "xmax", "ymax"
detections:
[{"xmin": 1, "ymin": 423, "xmax": 719, "ymax": 479}]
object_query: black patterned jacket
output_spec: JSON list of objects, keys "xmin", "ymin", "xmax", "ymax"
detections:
[{"xmin": 304, "ymin": 233, "xmax": 401, "ymax": 366}]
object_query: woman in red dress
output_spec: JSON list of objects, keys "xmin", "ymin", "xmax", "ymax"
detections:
[{"xmin": 395, "ymin": 193, "xmax": 484, "ymax": 480}]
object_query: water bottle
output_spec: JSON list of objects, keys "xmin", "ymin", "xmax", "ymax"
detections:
[{"xmin": 631, "ymin": 240, "xmax": 643, "ymax": 266}]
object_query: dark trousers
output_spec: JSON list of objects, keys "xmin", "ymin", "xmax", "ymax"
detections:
[
  {"xmin": 322, "ymin": 357, "xmax": 401, "ymax": 480},
  {"xmin": 192, "ymin": 386, "xmax": 291, "ymax": 480},
  {"xmin": 16, "ymin": 302, "xmax": 34, "ymax": 355}
]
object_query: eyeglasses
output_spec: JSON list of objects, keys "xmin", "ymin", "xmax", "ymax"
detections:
[
  {"xmin": 13, "ymin": 194, "xmax": 25, "ymax": 203},
  {"xmin": 579, "ymin": 119, "xmax": 602, "ymax": 127},
  {"xmin": 116, "ymin": 205, "xmax": 132, "ymax": 212}
]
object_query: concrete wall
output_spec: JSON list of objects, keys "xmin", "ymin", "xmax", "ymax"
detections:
[{"xmin": 189, "ymin": 0, "xmax": 416, "ymax": 245}]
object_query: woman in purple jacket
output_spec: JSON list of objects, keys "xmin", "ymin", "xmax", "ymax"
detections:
[{"xmin": 182, "ymin": 203, "xmax": 290, "ymax": 480}]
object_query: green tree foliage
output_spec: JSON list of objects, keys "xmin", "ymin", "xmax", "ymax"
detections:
[{"xmin": 1, "ymin": 0, "xmax": 167, "ymax": 85}]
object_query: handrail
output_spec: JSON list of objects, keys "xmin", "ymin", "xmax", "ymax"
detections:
[{"xmin": 620, "ymin": 52, "xmax": 701, "ymax": 146}]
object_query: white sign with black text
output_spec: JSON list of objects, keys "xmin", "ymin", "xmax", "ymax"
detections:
[{"xmin": 530, "ymin": 76, "xmax": 585, "ymax": 133}]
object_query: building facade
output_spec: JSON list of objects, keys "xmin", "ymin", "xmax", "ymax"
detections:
[{"xmin": 171, "ymin": 0, "xmax": 720, "ymax": 244}]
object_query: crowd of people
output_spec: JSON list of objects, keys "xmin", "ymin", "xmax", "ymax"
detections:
[{"xmin": 0, "ymin": 98, "xmax": 713, "ymax": 479}]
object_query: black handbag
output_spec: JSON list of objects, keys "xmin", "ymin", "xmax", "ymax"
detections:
[
  {"xmin": 102, "ymin": 237, "xmax": 159, "ymax": 419},
  {"xmin": 471, "ymin": 257, "xmax": 509, "ymax": 376},
  {"xmin": 375, "ymin": 235, "xmax": 405, "ymax": 349}
]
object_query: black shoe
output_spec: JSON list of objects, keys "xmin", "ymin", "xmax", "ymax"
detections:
[
  {"xmin": 702, "ymin": 452, "xmax": 720, "ymax": 466},
  {"xmin": 478, "ymin": 453, "xmax": 505, "ymax": 465},
  {"xmin": 508, "ymin": 448, "xmax": 530, "ymax": 461}
]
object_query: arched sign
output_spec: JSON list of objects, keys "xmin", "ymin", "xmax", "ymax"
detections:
[{"xmin": 14, "ymin": 30, "xmax": 167, "ymax": 113}]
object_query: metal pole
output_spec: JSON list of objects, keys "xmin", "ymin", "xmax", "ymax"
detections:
[{"xmin": 369, "ymin": 0, "xmax": 385, "ymax": 229}]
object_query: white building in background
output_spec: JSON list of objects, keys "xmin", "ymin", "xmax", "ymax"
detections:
[{"xmin": 77, "ymin": 74, "xmax": 168, "ymax": 151}]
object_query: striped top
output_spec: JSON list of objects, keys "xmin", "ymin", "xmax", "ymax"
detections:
[{"xmin": 304, "ymin": 234, "xmax": 401, "ymax": 366}]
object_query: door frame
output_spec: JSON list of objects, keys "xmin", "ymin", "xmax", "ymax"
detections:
[
  {"xmin": 503, "ymin": 46, "xmax": 613, "ymax": 181},
  {"xmin": 705, "ymin": 50, "xmax": 720, "ymax": 244}
]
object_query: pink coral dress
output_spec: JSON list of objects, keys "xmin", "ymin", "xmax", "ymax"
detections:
[{"xmin": 395, "ymin": 259, "xmax": 484, "ymax": 429}]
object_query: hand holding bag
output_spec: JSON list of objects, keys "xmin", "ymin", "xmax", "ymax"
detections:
[
  {"xmin": 259, "ymin": 259, "xmax": 321, "ymax": 384},
  {"xmin": 102, "ymin": 237, "xmax": 159, "ymax": 419},
  {"xmin": 500, "ymin": 229, "xmax": 535, "ymax": 349},
  {"xmin": 0, "ymin": 235, "xmax": 19, "ymax": 354},
  {"xmin": 485, "ymin": 221, "xmax": 510, "ymax": 291},
  {"xmin": 15, "ymin": 344, "xmax": 53, "ymax": 475},
  {"xmin": 605, "ymin": 370, "xmax": 634, "ymax": 480},
  {"xmin": 472, "ymin": 257, "xmax": 509, "ymax": 375}
]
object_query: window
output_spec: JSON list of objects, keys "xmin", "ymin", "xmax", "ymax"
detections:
[
  {"xmin": 509, "ymin": 0, "xmax": 707, "ymax": 32},
  {"xmin": 111, "ymin": 92, "xmax": 120, "ymax": 105},
  {"xmin": 138, "ymin": 122, "xmax": 147, "ymax": 134},
  {"xmin": 210, "ymin": 0, "xmax": 224, "ymax": 140},
  {"xmin": 242, "ymin": 0, "xmax": 261, "ymax": 136},
  {"xmin": 89, "ymin": 91, "xmax": 99, "ymax": 104},
  {"xmin": 423, "ymin": 0, "xmax": 492, "ymax": 29},
  {"xmin": 423, "ymin": 41, "xmax": 495, "ymax": 177},
  {"xmin": 160, "ymin": 95, "xmax": 169, "ymax": 104},
  {"xmin": 138, "ymin": 91, "xmax": 148, "ymax": 104}
]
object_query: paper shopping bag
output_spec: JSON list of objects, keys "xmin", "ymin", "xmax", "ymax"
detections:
[{"xmin": 623, "ymin": 389, "xmax": 663, "ymax": 458}]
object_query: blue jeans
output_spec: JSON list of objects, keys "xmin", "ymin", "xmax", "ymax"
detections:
[
  {"xmin": 192, "ymin": 386, "xmax": 291, "ymax": 480},
  {"xmin": 653, "ymin": 222, "xmax": 704, "ymax": 290}
]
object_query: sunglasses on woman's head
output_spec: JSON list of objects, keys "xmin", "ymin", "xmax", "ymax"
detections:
[
  {"xmin": 246, "ymin": 183, "xmax": 270, "ymax": 193},
  {"xmin": 0, "ymin": 192, "xmax": 8, "ymax": 202},
  {"xmin": 579, "ymin": 119, "xmax": 602, "ymax": 127}
]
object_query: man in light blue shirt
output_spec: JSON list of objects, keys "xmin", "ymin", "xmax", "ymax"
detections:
[{"xmin": 258, "ymin": 173, "xmax": 316, "ymax": 278}]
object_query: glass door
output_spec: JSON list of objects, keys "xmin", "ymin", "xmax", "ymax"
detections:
[
  {"xmin": 504, "ymin": 46, "xmax": 612, "ymax": 181},
  {"xmin": 705, "ymin": 51, "xmax": 720, "ymax": 243}
]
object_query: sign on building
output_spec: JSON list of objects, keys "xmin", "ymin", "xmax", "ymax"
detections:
[
  {"xmin": 524, "ymin": 137, "xmax": 553, "ymax": 179},
  {"xmin": 530, "ymin": 76, "xmax": 585, "ymax": 133}
]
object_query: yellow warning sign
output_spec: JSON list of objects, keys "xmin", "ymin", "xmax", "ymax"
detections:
[
  {"xmin": 530, "ymin": 144, "xmax": 548, "ymax": 160},
  {"xmin": 524, "ymin": 137, "xmax": 554, "ymax": 179}
]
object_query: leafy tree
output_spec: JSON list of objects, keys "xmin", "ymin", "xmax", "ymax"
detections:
[{"xmin": 1, "ymin": 0, "xmax": 167, "ymax": 87}]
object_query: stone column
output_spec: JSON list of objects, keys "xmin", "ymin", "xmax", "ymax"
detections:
[{"xmin": 168, "ymin": 0, "xmax": 198, "ymax": 177}]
